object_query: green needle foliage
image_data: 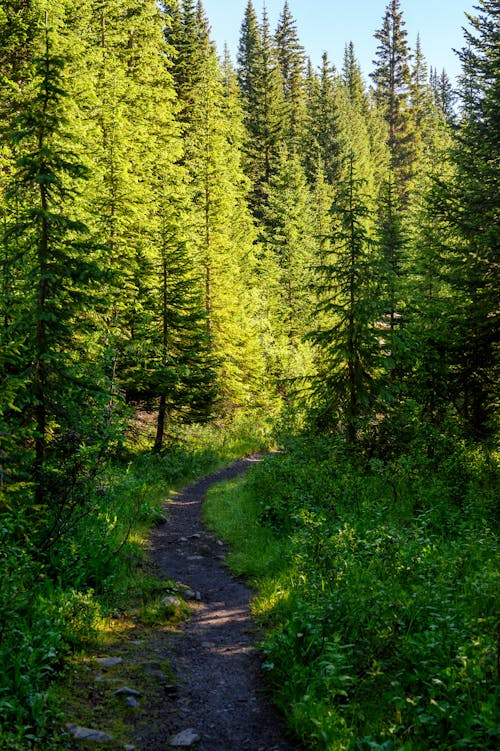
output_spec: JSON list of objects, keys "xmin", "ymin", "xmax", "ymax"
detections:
[
  {"xmin": 1, "ymin": 14, "xmax": 115, "ymax": 519},
  {"xmin": 308, "ymin": 152, "xmax": 381, "ymax": 442}
]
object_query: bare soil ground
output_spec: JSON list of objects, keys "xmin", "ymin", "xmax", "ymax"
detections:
[{"xmin": 131, "ymin": 456, "xmax": 299, "ymax": 751}]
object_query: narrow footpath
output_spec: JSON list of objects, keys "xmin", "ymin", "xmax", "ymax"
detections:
[{"xmin": 133, "ymin": 456, "xmax": 298, "ymax": 751}]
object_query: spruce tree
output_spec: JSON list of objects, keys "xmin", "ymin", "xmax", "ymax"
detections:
[
  {"xmin": 170, "ymin": 1, "xmax": 268, "ymax": 414},
  {"xmin": 260, "ymin": 147, "xmax": 316, "ymax": 393},
  {"xmin": 1, "ymin": 13, "xmax": 113, "ymax": 520},
  {"xmin": 437, "ymin": 0, "xmax": 499, "ymax": 436},
  {"xmin": 275, "ymin": 1, "xmax": 307, "ymax": 148},
  {"xmin": 308, "ymin": 152, "xmax": 381, "ymax": 442},
  {"xmin": 371, "ymin": 0, "xmax": 416, "ymax": 199},
  {"xmin": 430, "ymin": 67, "xmax": 457, "ymax": 123},
  {"xmin": 302, "ymin": 52, "xmax": 341, "ymax": 184},
  {"xmin": 237, "ymin": 3, "xmax": 286, "ymax": 217}
]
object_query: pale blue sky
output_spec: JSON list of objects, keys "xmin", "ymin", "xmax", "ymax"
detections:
[{"xmin": 202, "ymin": 0, "xmax": 477, "ymax": 83}]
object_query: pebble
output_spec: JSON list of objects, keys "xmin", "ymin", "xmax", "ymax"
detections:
[
  {"xmin": 65, "ymin": 723, "xmax": 114, "ymax": 742},
  {"xmin": 96, "ymin": 657, "xmax": 123, "ymax": 667},
  {"xmin": 112, "ymin": 687, "xmax": 142, "ymax": 697},
  {"xmin": 161, "ymin": 596, "xmax": 181, "ymax": 608},
  {"xmin": 169, "ymin": 728, "xmax": 201, "ymax": 747}
]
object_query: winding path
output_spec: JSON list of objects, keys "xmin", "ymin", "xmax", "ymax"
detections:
[{"xmin": 134, "ymin": 456, "xmax": 299, "ymax": 751}]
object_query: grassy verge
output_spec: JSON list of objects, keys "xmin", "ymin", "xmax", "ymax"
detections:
[
  {"xmin": 203, "ymin": 435, "xmax": 499, "ymax": 751},
  {"xmin": 0, "ymin": 412, "xmax": 273, "ymax": 749}
]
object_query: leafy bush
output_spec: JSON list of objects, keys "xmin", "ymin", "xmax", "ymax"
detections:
[{"xmin": 213, "ymin": 435, "xmax": 499, "ymax": 750}]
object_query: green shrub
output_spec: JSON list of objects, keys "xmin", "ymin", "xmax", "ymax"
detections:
[{"xmin": 211, "ymin": 435, "xmax": 499, "ymax": 750}]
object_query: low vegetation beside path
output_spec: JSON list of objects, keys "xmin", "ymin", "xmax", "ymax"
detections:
[
  {"xmin": 204, "ymin": 434, "xmax": 499, "ymax": 751},
  {"xmin": 0, "ymin": 417, "xmax": 272, "ymax": 750}
]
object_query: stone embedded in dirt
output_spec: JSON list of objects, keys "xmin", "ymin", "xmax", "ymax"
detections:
[
  {"xmin": 184, "ymin": 589, "xmax": 196, "ymax": 599},
  {"xmin": 186, "ymin": 555, "xmax": 203, "ymax": 561},
  {"xmin": 161, "ymin": 596, "xmax": 181, "ymax": 608},
  {"xmin": 126, "ymin": 696, "xmax": 140, "ymax": 708},
  {"xmin": 65, "ymin": 723, "xmax": 114, "ymax": 742},
  {"xmin": 94, "ymin": 675, "xmax": 121, "ymax": 684},
  {"xmin": 142, "ymin": 666, "xmax": 175, "ymax": 688},
  {"xmin": 96, "ymin": 657, "xmax": 123, "ymax": 667},
  {"xmin": 112, "ymin": 687, "xmax": 142, "ymax": 698},
  {"xmin": 216, "ymin": 540, "xmax": 224, "ymax": 546},
  {"xmin": 195, "ymin": 591, "xmax": 201, "ymax": 601},
  {"xmin": 169, "ymin": 728, "xmax": 201, "ymax": 747},
  {"xmin": 197, "ymin": 544, "xmax": 212, "ymax": 555},
  {"xmin": 124, "ymin": 746, "xmax": 136, "ymax": 751}
]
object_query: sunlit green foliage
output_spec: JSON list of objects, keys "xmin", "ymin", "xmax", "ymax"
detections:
[{"xmin": 208, "ymin": 436, "xmax": 499, "ymax": 751}]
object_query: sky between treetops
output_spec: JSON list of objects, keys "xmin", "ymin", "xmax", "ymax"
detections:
[{"xmin": 202, "ymin": 0, "xmax": 478, "ymax": 83}]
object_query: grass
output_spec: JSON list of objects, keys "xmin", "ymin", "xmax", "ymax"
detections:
[
  {"xmin": 203, "ymin": 434, "xmax": 500, "ymax": 751},
  {"xmin": 0, "ymin": 410, "xmax": 274, "ymax": 749},
  {"xmin": 203, "ymin": 473, "xmax": 287, "ymax": 582}
]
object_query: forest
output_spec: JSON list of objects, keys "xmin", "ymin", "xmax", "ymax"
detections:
[{"xmin": 0, "ymin": 0, "xmax": 498, "ymax": 749}]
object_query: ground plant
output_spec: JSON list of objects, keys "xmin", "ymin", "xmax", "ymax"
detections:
[
  {"xmin": 0, "ymin": 415, "xmax": 271, "ymax": 748},
  {"xmin": 205, "ymin": 433, "xmax": 499, "ymax": 751}
]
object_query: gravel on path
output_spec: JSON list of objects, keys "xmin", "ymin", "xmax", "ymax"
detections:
[{"xmin": 133, "ymin": 456, "xmax": 299, "ymax": 751}]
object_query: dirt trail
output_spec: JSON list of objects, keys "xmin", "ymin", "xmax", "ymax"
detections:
[{"xmin": 133, "ymin": 456, "xmax": 299, "ymax": 751}]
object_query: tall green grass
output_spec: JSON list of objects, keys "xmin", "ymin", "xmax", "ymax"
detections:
[{"xmin": 205, "ymin": 435, "xmax": 499, "ymax": 751}]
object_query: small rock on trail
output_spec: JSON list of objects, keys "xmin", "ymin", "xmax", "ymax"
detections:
[{"xmin": 169, "ymin": 728, "xmax": 201, "ymax": 747}]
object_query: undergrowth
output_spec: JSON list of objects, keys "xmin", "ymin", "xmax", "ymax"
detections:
[
  {"xmin": 205, "ymin": 434, "xmax": 499, "ymax": 751},
  {"xmin": 0, "ymin": 412, "xmax": 272, "ymax": 749}
]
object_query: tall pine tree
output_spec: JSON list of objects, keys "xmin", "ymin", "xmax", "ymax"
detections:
[{"xmin": 371, "ymin": 0, "xmax": 416, "ymax": 199}]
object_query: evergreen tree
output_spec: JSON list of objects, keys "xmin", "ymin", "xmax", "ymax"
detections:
[
  {"xmin": 151, "ymin": 209, "xmax": 217, "ymax": 452},
  {"xmin": 411, "ymin": 35, "xmax": 432, "ymax": 129},
  {"xmin": 275, "ymin": 1, "xmax": 307, "ymax": 148},
  {"xmin": 376, "ymin": 174, "xmax": 407, "ymax": 391},
  {"xmin": 371, "ymin": 0, "xmax": 416, "ymax": 199},
  {"xmin": 237, "ymin": 3, "xmax": 286, "ymax": 217},
  {"xmin": 403, "ymin": 156, "xmax": 457, "ymax": 429},
  {"xmin": 308, "ymin": 151, "xmax": 381, "ymax": 442},
  {"xmin": 430, "ymin": 66, "xmax": 457, "ymax": 123},
  {"xmin": 77, "ymin": 0, "xmax": 188, "ymax": 429},
  {"xmin": 260, "ymin": 147, "xmax": 316, "ymax": 393},
  {"xmin": 435, "ymin": 0, "xmax": 500, "ymax": 436},
  {"xmin": 343, "ymin": 42, "xmax": 368, "ymax": 110},
  {"xmin": 0, "ymin": 14, "xmax": 113, "ymax": 522},
  {"xmin": 302, "ymin": 52, "xmax": 340, "ymax": 184},
  {"xmin": 170, "ymin": 1, "xmax": 268, "ymax": 413}
]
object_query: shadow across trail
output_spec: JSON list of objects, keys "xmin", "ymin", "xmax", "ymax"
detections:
[{"xmin": 134, "ymin": 456, "xmax": 299, "ymax": 751}]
